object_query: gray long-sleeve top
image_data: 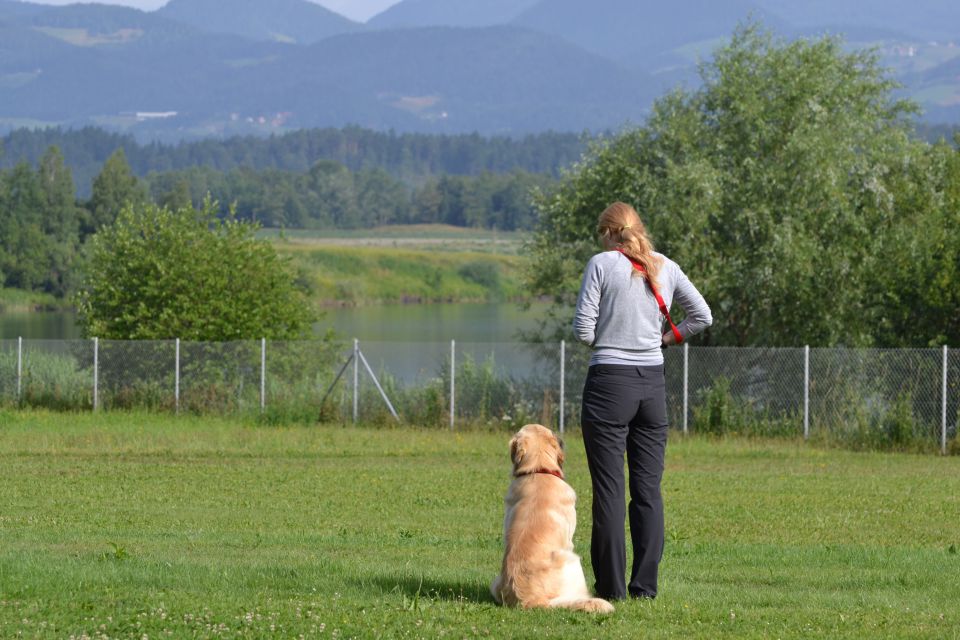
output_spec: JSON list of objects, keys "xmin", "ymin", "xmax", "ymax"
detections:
[{"xmin": 573, "ymin": 250, "xmax": 712, "ymax": 366}]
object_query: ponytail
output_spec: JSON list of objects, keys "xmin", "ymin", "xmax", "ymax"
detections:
[{"xmin": 596, "ymin": 202, "xmax": 661, "ymax": 290}]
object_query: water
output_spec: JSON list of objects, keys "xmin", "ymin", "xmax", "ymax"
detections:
[
  {"xmin": 0, "ymin": 311, "xmax": 83, "ymax": 340},
  {"xmin": 1, "ymin": 302, "xmax": 551, "ymax": 343},
  {"xmin": 319, "ymin": 301, "xmax": 546, "ymax": 342},
  {"xmin": 1, "ymin": 302, "xmax": 559, "ymax": 386}
]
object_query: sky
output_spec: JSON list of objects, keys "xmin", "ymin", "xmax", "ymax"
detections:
[{"xmin": 21, "ymin": 0, "xmax": 402, "ymax": 22}]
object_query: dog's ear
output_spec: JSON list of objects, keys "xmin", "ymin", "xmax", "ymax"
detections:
[
  {"xmin": 556, "ymin": 443, "xmax": 566, "ymax": 467},
  {"xmin": 509, "ymin": 434, "xmax": 525, "ymax": 466}
]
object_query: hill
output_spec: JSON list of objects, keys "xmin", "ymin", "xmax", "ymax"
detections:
[
  {"xmin": 512, "ymin": 0, "xmax": 783, "ymax": 67},
  {"xmin": 2, "ymin": 0, "xmax": 960, "ymax": 136},
  {"xmin": 238, "ymin": 26, "xmax": 653, "ymax": 133},
  {"xmin": 368, "ymin": 0, "xmax": 539, "ymax": 29},
  {"xmin": 754, "ymin": 0, "xmax": 960, "ymax": 41},
  {"xmin": 158, "ymin": 0, "xmax": 361, "ymax": 44},
  {"xmin": 0, "ymin": 18, "xmax": 652, "ymax": 136}
]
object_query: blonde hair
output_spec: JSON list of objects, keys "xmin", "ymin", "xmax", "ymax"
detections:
[{"xmin": 596, "ymin": 202, "xmax": 662, "ymax": 289}]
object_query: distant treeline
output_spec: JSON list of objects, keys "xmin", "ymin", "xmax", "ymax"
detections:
[
  {"xmin": 0, "ymin": 126, "xmax": 588, "ymax": 198},
  {"xmin": 0, "ymin": 143, "xmax": 556, "ymax": 298},
  {"xmin": 914, "ymin": 122, "xmax": 960, "ymax": 145},
  {"xmin": 146, "ymin": 163, "xmax": 554, "ymax": 230}
]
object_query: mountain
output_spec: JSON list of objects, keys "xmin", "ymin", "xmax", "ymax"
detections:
[
  {"xmin": 3, "ymin": 0, "xmax": 960, "ymax": 138},
  {"xmin": 198, "ymin": 26, "xmax": 655, "ymax": 133},
  {"xmin": 512, "ymin": 0, "xmax": 783, "ymax": 68},
  {"xmin": 902, "ymin": 56, "xmax": 960, "ymax": 123},
  {"xmin": 0, "ymin": 16, "xmax": 653, "ymax": 136},
  {"xmin": 754, "ymin": 0, "xmax": 960, "ymax": 41},
  {"xmin": 0, "ymin": 0, "xmax": 44, "ymax": 19},
  {"xmin": 158, "ymin": 0, "xmax": 362, "ymax": 44},
  {"xmin": 20, "ymin": 3, "xmax": 195, "ymax": 46},
  {"xmin": 368, "ymin": 0, "xmax": 540, "ymax": 29}
]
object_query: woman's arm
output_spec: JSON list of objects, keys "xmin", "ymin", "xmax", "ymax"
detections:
[
  {"xmin": 573, "ymin": 257, "xmax": 602, "ymax": 346},
  {"xmin": 670, "ymin": 264, "xmax": 712, "ymax": 341}
]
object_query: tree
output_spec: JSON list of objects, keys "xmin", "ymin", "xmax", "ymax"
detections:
[
  {"xmin": 86, "ymin": 148, "xmax": 146, "ymax": 234},
  {"xmin": 76, "ymin": 199, "xmax": 313, "ymax": 340},
  {"xmin": 528, "ymin": 23, "xmax": 940, "ymax": 347},
  {"xmin": 37, "ymin": 146, "xmax": 84, "ymax": 295}
]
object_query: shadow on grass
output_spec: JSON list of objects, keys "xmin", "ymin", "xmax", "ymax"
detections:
[{"xmin": 360, "ymin": 573, "xmax": 498, "ymax": 605}]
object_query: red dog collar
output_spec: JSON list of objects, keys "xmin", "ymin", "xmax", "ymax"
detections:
[{"xmin": 517, "ymin": 468, "xmax": 564, "ymax": 480}]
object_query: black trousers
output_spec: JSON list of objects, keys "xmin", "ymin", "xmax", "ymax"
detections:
[{"xmin": 580, "ymin": 363, "xmax": 668, "ymax": 600}]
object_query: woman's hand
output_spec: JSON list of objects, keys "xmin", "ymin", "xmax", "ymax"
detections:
[{"xmin": 661, "ymin": 331, "xmax": 677, "ymax": 348}]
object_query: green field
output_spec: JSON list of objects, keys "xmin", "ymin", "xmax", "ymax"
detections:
[
  {"xmin": 282, "ymin": 241, "xmax": 527, "ymax": 306},
  {"xmin": 265, "ymin": 224, "xmax": 526, "ymax": 260},
  {"xmin": 1, "ymin": 411, "xmax": 958, "ymax": 639},
  {"xmin": 0, "ymin": 288, "xmax": 64, "ymax": 313}
]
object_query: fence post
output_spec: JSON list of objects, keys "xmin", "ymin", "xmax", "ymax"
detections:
[
  {"xmin": 16, "ymin": 336, "xmax": 22, "ymax": 405},
  {"xmin": 450, "ymin": 339, "xmax": 456, "ymax": 431},
  {"xmin": 559, "ymin": 340, "xmax": 565, "ymax": 435},
  {"xmin": 175, "ymin": 338, "xmax": 180, "ymax": 415},
  {"xmin": 353, "ymin": 338, "xmax": 359, "ymax": 424},
  {"xmin": 682, "ymin": 342, "xmax": 689, "ymax": 435},
  {"xmin": 260, "ymin": 338, "xmax": 266, "ymax": 414},
  {"xmin": 804, "ymin": 345, "xmax": 810, "ymax": 440},
  {"xmin": 93, "ymin": 337, "xmax": 99, "ymax": 412},
  {"xmin": 943, "ymin": 345, "xmax": 949, "ymax": 456}
]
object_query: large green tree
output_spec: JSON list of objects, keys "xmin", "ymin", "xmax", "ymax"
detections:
[
  {"xmin": 528, "ymin": 24, "xmax": 955, "ymax": 347},
  {"xmin": 0, "ymin": 147, "xmax": 87, "ymax": 296},
  {"xmin": 86, "ymin": 148, "xmax": 146, "ymax": 233},
  {"xmin": 76, "ymin": 200, "xmax": 313, "ymax": 340}
]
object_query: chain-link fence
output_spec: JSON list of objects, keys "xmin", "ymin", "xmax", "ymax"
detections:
[{"xmin": 0, "ymin": 339, "xmax": 956, "ymax": 453}]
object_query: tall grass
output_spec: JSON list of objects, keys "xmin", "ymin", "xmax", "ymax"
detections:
[
  {"xmin": 282, "ymin": 245, "xmax": 526, "ymax": 305},
  {"xmin": 0, "ymin": 287, "xmax": 62, "ymax": 313}
]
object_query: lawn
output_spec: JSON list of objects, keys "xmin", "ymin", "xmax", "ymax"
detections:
[{"xmin": 1, "ymin": 411, "xmax": 958, "ymax": 639}]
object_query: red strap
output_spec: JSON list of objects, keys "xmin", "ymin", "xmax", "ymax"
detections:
[{"xmin": 616, "ymin": 249, "xmax": 684, "ymax": 345}]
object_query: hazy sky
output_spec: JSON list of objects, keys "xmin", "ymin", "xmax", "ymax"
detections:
[{"xmin": 23, "ymin": 0, "xmax": 402, "ymax": 22}]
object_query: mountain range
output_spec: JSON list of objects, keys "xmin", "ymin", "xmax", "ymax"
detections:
[{"xmin": 1, "ymin": 0, "xmax": 959, "ymax": 139}]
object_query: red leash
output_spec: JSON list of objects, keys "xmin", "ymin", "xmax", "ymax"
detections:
[{"xmin": 616, "ymin": 248, "xmax": 684, "ymax": 345}]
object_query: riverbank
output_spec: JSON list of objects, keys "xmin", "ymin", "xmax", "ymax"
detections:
[
  {"xmin": 0, "ymin": 288, "xmax": 68, "ymax": 313},
  {"xmin": 282, "ymin": 244, "xmax": 528, "ymax": 306}
]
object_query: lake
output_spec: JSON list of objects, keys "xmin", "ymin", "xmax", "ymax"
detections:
[
  {"xmin": 0, "ymin": 302, "xmax": 553, "ymax": 343},
  {"xmin": 0, "ymin": 302, "xmax": 564, "ymax": 387}
]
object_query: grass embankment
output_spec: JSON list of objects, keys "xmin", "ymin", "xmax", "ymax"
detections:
[
  {"xmin": 0, "ymin": 288, "xmax": 64, "ymax": 313},
  {"xmin": 1, "ymin": 411, "xmax": 958, "ymax": 639},
  {"xmin": 282, "ymin": 243, "xmax": 527, "ymax": 306}
]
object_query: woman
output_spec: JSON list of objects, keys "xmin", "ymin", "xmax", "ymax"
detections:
[{"xmin": 574, "ymin": 201, "xmax": 712, "ymax": 600}]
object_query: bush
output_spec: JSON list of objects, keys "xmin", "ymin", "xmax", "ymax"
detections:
[{"xmin": 76, "ymin": 199, "xmax": 313, "ymax": 341}]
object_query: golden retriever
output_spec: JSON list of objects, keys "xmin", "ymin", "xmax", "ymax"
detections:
[{"xmin": 490, "ymin": 423, "xmax": 614, "ymax": 613}]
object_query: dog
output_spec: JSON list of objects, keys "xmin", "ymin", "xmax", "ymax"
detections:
[{"xmin": 490, "ymin": 423, "xmax": 614, "ymax": 614}]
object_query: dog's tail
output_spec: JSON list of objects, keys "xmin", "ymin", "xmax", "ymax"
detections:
[{"xmin": 553, "ymin": 597, "xmax": 615, "ymax": 614}]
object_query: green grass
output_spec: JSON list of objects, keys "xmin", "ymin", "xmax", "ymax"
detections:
[
  {"xmin": 261, "ymin": 223, "xmax": 525, "ymax": 241},
  {"xmin": 0, "ymin": 288, "xmax": 63, "ymax": 313},
  {"xmin": 1, "ymin": 411, "xmax": 959, "ymax": 639},
  {"xmin": 284, "ymin": 244, "xmax": 527, "ymax": 305}
]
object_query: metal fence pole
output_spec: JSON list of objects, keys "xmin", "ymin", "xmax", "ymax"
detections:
[
  {"xmin": 260, "ymin": 338, "xmax": 266, "ymax": 414},
  {"xmin": 16, "ymin": 336, "xmax": 23, "ymax": 405},
  {"xmin": 943, "ymin": 345, "xmax": 949, "ymax": 456},
  {"xmin": 804, "ymin": 345, "xmax": 810, "ymax": 440},
  {"xmin": 682, "ymin": 342, "xmax": 689, "ymax": 434},
  {"xmin": 175, "ymin": 338, "xmax": 180, "ymax": 415},
  {"xmin": 450, "ymin": 339, "xmax": 456, "ymax": 431},
  {"xmin": 353, "ymin": 338, "xmax": 359, "ymax": 423},
  {"xmin": 93, "ymin": 337, "xmax": 99, "ymax": 412},
  {"xmin": 559, "ymin": 340, "xmax": 565, "ymax": 435}
]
